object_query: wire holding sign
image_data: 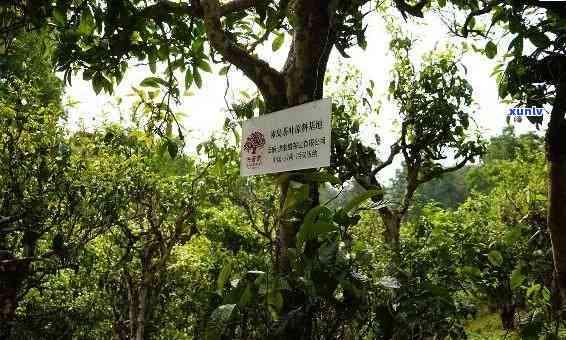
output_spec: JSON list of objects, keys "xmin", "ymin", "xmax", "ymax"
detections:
[{"xmin": 240, "ymin": 99, "xmax": 332, "ymax": 176}]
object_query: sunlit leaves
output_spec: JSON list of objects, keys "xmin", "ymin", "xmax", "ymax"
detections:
[
  {"xmin": 205, "ymin": 304, "xmax": 239, "ymax": 339},
  {"xmin": 216, "ymin": 259, "xmax": 233, "ymax": 293},
  {"xmin": 140, "ymin": 76, "xmax": 168, "ymax": 88},
  {"xmin": 296, "ymin": 205, "xmax": 337, "ymax": 246},
  {"xmin": 272, "ymin": 33, "xmax": 284, "ymax": 51},
  {"xmin": 52, "ymin": 8, "xmax": 66, "ymax": 26},
  {"xmin": 487, "ymin": 250, "xmax": 503, "ymax": 266},
  {"xmin": 342, "ymin": 189, "xmax": 383, "ymax": 214},
  {"xmin": 77, "ymin": 6, "xmax": 95, "ymax": 36},
  {"xmin": 197, "ymin": 60, "xmax": 212, "ymax": 73},
  {"xmin": 185, "ymin": 69, "xmax": 193, "ymax": 89},
  {"xmin": 193, "ymin": 67, "xmax": 202, "ymax": 88},
  {"xmin": 510, "ymin": 265, "xmax": 524, "ymax": 291}
]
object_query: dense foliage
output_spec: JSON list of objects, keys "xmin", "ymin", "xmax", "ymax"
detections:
[{"xmin": 0, "ymin": 0, "xmax": 564, "ymax": 339}]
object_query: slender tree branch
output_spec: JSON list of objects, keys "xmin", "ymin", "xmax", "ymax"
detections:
[
  {"xmin": 418, "ymin": 155, "xmax": 473, "ymax": 185},
  {"xmin": 372, "ymin": 142, "xmax": 400, "ymax": 177},
  {"xmin": 0, "ymin": 214, "xmax": 21, "ymax": 226},
  {"xmin": 460, "ymin": 0, "xmax": 502, "ymax": 38},
  {"xmin": 394, "ymin": 0, "xmax": 428, "ymax": 19}
]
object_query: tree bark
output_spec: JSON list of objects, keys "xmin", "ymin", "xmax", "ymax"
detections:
[
  {"xmin": 272, "ymin": 2, "xmax": 335, "ymax": 273},
  {"xmin": 123, "ymin": 270, "xmax": 149, "ymax": 340},
  {"xmin": 135, "ymin": 284, "xmax": 147, "ymax": 340},
  {"xmin": 499, "ymin": 302, "xmax": 516, "ymax": 330},
  {"xmin": 379, "ymin": 208, "xmax": 401, "ymax": 248},
  {"xmin": 546, "ymin": 83, "xmax": 566, "ymax": 313},
  {"xmin": 0, "ymin": 254, "xmax": 30, "ymax": 340}
]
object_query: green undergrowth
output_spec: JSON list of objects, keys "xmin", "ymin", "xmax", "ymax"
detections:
[{"xmin": 465, "ymin": 312, "xmax": 520, "ymax": 340}]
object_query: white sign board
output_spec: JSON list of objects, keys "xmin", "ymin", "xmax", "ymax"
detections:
[{"xmin": 240, "ymin": 98, "xmax": 332, "ymax": 176}]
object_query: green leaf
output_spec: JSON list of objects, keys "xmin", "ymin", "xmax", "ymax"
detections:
[
  {"xmin": 219, "ymin": 66, "xmax": 230, "ymax": 76},
  {"xmin": 191, "ymin": 38, "xmax": 204, "ymax": 53},
  {"xmin": 238, "ymin": 284, "xmax": 254, "ymax": 306},
  {"xmin": 205, "ymin": 304, "xmax": 239, "ymax": 340},
  {"xmin": 282, "ymin": 184, "xmax": 309, "ymax": 213},
  {"xmin": 140, "ymin": 77, "xmax": 167, "ymax": 87},
  {"xmin": 510, "ymin": 266, "xmax": 524, "ymax": 291},
  {"xmin": 185, "ymin": 69, "xmax": 193, "ymax": 89},
  {"xmin": 485, "ymin": 41, "xmax": 497, "ymax": 59},
  {"xmin": 343, "ymin": 189, "xmax": 384, "ymax": 214},
  {"xmin": 53, "ymin": 8, "xmax": 66, "ymax": 25},
  {"xmin": 272, "ymin": 33, "xmax": 285, "ymax": 51},
  {"xmin": 438, "ymin": 0, "xmax": 446, "ymax": 7},
  {"xmin": 297, "ymin": 206, "xmax": 336, "ymax": 245},
  {"xmin": 487, "ymin": 250, "xmax": 503, "ymax": 266},
  {"xmin": 528, "ymin": 31, "xmax": 551, "ymax": 49},
  {"xmin": 167, "ymin": 140, "xmax": 178, "ymax": 159},
  {"xmin": 299, "ymin": 221, "xmax": 336, "ymax": 243},
  {"xmin": 193, "ymin": 68, "xmax": 202, "ymax": 89},
  {"xmin": 542, "ymin": 287, "xmax": 551, "ymax": 303},
  {"xmin": 299, "ymin": 171, "xmax": 340, "ymax": 185},
  {"xmin": 198, "ymin": 60, "xmax": 212, "ymax": 73},
  {"xmin": 267, "ymin": 290, "xmax": 284, "ymax": 312},
  {"xmin": 148, "ymin": 53, "xmax": 157, "ymax": 74},
  {"xmin": 77, "ymin": 7, "xmax": 95, "ymax": 35},
  {"xmin": 508, "ymin": 35, "xmax": 523, "ymax": 56},
  {"xmin": 217, "ymin": 260, "xmax": 233, "ymax": 292},
  {"xmin": 92, "ymin": 73, "xmax": 105, "ymax": 95},
  {"xmin": 157, "ymin": 45, "xmax": 169, "ymax": 61},
  {"xmin": 526, "ymin": 283, "xmax": 541, "ymax": 298}
]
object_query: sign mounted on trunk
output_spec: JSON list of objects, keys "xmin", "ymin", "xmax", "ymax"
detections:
[{"xmin": 240, "ymin": 98, "xmax": 332, "ymax": 176}]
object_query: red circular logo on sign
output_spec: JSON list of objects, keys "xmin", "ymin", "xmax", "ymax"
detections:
[{"xmin": 243, "ymin": 130, "xmax": 266, "ymax": 169}]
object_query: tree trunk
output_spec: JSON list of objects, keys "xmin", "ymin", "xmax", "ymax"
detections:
[
  {"xmin": 272, "ymin": 3, "xmax": 334, "ymax": 273},
  {"xmin": 124, "ymin": 276, "xmax": 149, "ymax": 340},
  {"xmin": 380, "ymin": 209, "xmax": 401, "ymax": 248},
  {"xmin": 0, "ymin": 254, "xmax": 30, "ymax": 340},
  {"xmin": 499, "ymin": 303, "xmax": 516, "ymax": 330},
  {"xmin": 546, "ymin": 83, "xmax": 566, "ymax": 314},
  {"xmin": 276, "ymin": 177, "xmax": 294, "ymax": 272},
  {"xmin": 135, "ymin": 284, "xmax": 147, "ymax": 340},
  {"xmin": 201, "ymin": 0, "xmax": 336, "ymax": 275}
]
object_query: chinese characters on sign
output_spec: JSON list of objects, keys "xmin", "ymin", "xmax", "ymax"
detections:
[{"xmin": 240, "ymin": 98, "xmax": 332, "ymax": 176}]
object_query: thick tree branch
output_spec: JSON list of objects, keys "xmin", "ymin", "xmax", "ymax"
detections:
[
  {"xmin": 520, "ymin": 55, "xmax": 566, "ymax": 85},
  {"xmin": 283, "ymin": 0, "xmax": 337, "ymax": 104},
  {"xmin": 0, "ymin": 250, "xmax": 57, "ymax": 267},
  {"xmin": 200, "ymin": 0, "xmax": 286, "ymax": 111},
  {"xmin": 418, "ymin": 155, "xmax": 473, "ymax": 185},
  {"xmin": 141, "ymin": 0, "xmax": 255, "ymax": 20}
]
